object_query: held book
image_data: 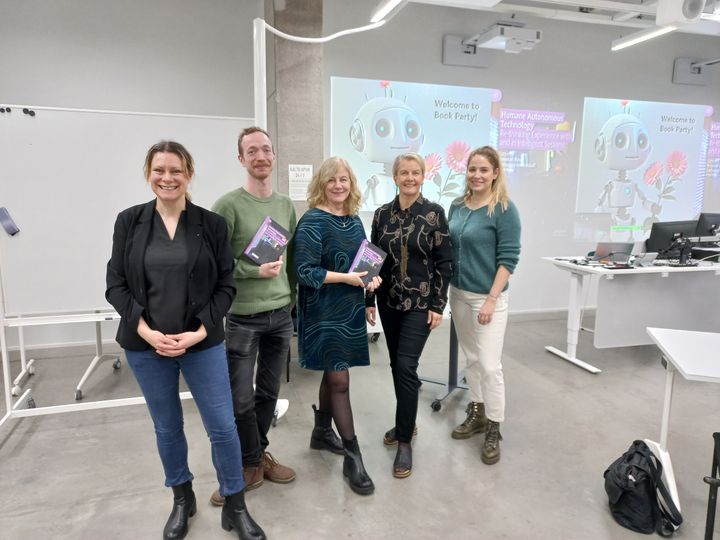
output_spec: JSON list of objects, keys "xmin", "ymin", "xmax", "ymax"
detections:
[
  {"xmin": 349, "ymin": 240, "xmax": 387, "ymax": 285},
  {"xmin": 243, "ymin": 216, "xmax": 291, "ymax": 265}
]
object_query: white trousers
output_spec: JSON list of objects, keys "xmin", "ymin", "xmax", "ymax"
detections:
[{"xmin": 449, "ymin": 286, "xmax": 509, "ymax": 422}]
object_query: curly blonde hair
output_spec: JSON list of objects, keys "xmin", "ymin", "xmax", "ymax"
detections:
[{"xmin": 307, "ymin": 157, "xmax": 362, "ymax": 215}]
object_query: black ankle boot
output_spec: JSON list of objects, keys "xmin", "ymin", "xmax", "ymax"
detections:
[
  {"xmin": 163, "ymin": 480, "xmax": 196, "ymax": 540},
  {"xmin": 221, "ymin": 490, "xmax": 266, "ymax": 540},
  {"xmin": 310, "ymin": 404, "xmax": 344, "ymax": 454},
  {"xmin": 342, "ymin": 436, "xmax": 375, "ymax": 495}
]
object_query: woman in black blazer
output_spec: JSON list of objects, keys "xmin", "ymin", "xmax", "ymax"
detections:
[{"xmin": 106, "ymin": 141, "xmax": 265, "ymax": 540}]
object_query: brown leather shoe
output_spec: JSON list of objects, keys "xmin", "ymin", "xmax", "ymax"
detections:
[
  {"xmin": 210, "ymin": 488, "xmax": 224, "ymax": 507},
  {"xmin": 262, "ymin": 451, "xmax": 296, "ymax": 483},
  {"xmin": 209, "ymin": 465, "xmax": 264, "ymax": 506},
  {"xmin": 244, "ymin": 464, "xmax": 264, "ymax": 491}
]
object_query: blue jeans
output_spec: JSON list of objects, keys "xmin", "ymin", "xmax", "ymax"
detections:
[
  {"xmin": 226, "ymin": 307, "xmax": 293, "ymax": 466},
  {"xmin": 125, "ymin": 342, "xmax": 245, "ymax": 496}
]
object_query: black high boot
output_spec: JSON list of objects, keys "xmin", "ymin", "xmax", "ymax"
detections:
[
  {"xmin": 310, "ymin": 404, "xmax": 344, "ymax": 454},
  {"xmin": 221, "ymin": 490, "xmax": 267, "ymax": 540},
  {"xmin": 342, "ymin": 436, "xmax": 375, "ymax": 495},
  {"xmin": 163, "ymin": 480, "xmax": 196, "ymax": 540}
]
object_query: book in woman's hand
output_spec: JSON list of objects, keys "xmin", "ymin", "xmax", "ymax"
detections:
[
  {"xmin": 349, "ymin": 240, "xmax": 387, "ymax": 285},
  {"xmin": 244, "ymin": 216, "xmax": 291, "ymax": 265}
]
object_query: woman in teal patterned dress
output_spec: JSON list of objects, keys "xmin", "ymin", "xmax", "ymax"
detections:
[{"xmin": 294, "ymin": 156, "xmax": 381, "ymax": 496}]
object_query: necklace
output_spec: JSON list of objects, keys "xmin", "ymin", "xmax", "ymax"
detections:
[{"xmin": 398, "ymin": 209, "xmax": 412, "ymax": 280}]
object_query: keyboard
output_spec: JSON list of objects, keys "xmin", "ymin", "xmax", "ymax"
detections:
[{"xmin": 653, "ymin": 259, "xmax": 698, "ymax": 267}]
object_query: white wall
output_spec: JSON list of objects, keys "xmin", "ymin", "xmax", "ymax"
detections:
[
  {"xmin": 0, "ymin": 0, "xmax": 262, "ymax": 116},
  {"xmin": 2, "ymin": 0, "xmax": 719, "ymax": 347},
  {"xmin": 0, "ymin": 0, "xmax": 263, "ymax": 349},
  {"xmin": 322, "ymin": 0, "xmax": 720, "ymax": 314}
]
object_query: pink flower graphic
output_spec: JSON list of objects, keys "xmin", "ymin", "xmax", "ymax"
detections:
[
  {"xmin": 445, "ymin": 140, "xmax": 471, "ymax": 173},
  {"xmin": 666, "ymin": 151, "xmax": 687, "ymax": 178},
  {"xmin": 643, "ymin": 162, "xmax": 663, "ymax": 186},
  {"xmin": 380, "ymin": 80, "xmax": 390, "ymax": 88},
  {"xmin": 424, "ymin": 152, "xmax": 443, "ymax": 179}
]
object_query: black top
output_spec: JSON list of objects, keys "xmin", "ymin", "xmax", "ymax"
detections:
[
  {"xmin": 106, "ymin": 200, "xmax": 236, "ymax": 351},
  {"xmin": 366, "ymin": 195, "xmax": 453, "ymax": 314},
  {"xmin": 144, "ymin": 211, "xmax": 189, "ymax": 334}
]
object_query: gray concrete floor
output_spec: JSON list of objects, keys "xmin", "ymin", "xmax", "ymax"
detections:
[{"xmin": 0, "ymin": 317, "xmax": 718, "ymax": 539}]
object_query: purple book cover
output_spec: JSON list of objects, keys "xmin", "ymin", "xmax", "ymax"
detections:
[
  {"xmin": 243, "ymin": 216, "xmax": 290, "ymax": 265},
  {"xmin": 349, "ymin": 240, "xmax": 387, "ymax": 284}
]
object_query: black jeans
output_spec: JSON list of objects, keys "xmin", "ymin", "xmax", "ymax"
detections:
[
  {"xmin": 225, "ymin": 307, "xmax": 293, "ymax": 466},
  {"xmin": 377, "ymin": 306, "xmax": 431, "ymax": 443}
]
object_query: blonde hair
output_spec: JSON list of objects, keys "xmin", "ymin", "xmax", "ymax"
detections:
[
  {"xmin": 392, "ymin": 152, "xmax": 426, "ymax": 178},
  {"xmin": 307, "ymin": 157, "xmax": 362, "ymax": 215},
  {"xmin": 464, "ymin": 146, "xmax": 509, "ymax": 217}
]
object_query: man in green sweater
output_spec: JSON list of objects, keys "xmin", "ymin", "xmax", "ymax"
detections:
[{"xmin": 210, "ymin": 127, "xmax": 297, "ymax": 505}]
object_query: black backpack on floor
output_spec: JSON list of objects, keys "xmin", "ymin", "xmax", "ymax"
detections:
[{"xmin": 603, "ymin": 440, "xmax": 683, "ymax": 536}]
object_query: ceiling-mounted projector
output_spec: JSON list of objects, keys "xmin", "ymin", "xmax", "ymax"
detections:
[{"xmin": 464, "ymin": 21, "xmax": 542, "ymax": 53}]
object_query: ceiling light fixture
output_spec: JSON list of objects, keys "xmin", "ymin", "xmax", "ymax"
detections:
[
  {"xmin": 610, "ymin": 25, "xmax": 677, "ymax": 51},
  {"xmin": 369, "ymin": 0, "xmax": 408, "ymax": 23}
]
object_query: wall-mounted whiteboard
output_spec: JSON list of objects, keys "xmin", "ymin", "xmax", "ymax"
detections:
[{"xmin": 0, "ymin": 106, "xmax": 252, "ymax": 315}]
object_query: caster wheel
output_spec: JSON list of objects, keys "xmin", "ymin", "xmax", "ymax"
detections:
[
  {"xmin": 431, "ymin": 400, "xmax": 442, "ymax": 412},
  {"xmin": 11, "ymin": 385, "xmax": 20, "ymax": 397},
  {"xmin": 112, "ymin": 359, "xmax": 121, "ymax": 370},
  {"xmin": 28, "ymin": 365, "xmax": 36, "ymax": 376},
  {"xmin": 75, "ymin": 389, "xmax": 82, "ymax": 401},
  {"xmin": 369, "ymin": 333, "xmax": 380, "ymax": 343},
  {"xmin": 27, "ymin": 398, "xmax": 36, "ymax": 409}
]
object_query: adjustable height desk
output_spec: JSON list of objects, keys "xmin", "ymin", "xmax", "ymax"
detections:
[
  {"xmin": 644, "ymin": 327, "xmax": 720, "ymax": 513},
  {"xmin": 544, "ymin": 258, "xmax": 720, "ymax": 373}
]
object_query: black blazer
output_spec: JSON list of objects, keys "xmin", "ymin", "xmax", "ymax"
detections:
[{"xmin": 106, "ymin": 199, "xmax": 236, "ymax": 351}]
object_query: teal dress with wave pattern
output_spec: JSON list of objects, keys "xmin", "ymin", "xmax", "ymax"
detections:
[{"xmin": 294, "ymin": 208, "xmax": 370, "ymax": 371}]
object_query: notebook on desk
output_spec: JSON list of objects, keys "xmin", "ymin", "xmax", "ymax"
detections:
[{"xmin": 591, "ymin": 242, "xmax": 634, "ymax": 263}]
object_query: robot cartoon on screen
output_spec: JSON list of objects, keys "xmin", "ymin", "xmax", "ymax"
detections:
[
  {"xmin": 594, "ymin": 112, "xmax": 659, "ymax": 240},
  {"xmin": 349, "ymin": 82, "xmax": 425, "ymax": 209}
]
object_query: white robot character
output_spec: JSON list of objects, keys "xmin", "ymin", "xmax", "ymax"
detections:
[
  {"xmin": 349, "ymin": 88, "xmax": 425, "ymax": 209},
  {"xmin": 594, "ymin": 113, "xmax": 658, "ymax": 239}
]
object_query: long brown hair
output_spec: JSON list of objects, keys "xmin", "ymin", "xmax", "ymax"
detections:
[{"xmin": 464, "ymin": 146, "xmax": 509, "ymax": 217}]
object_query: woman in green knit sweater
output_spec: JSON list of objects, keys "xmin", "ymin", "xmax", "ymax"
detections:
[{"xmin": 447, "ymin": 146, "xmax": 521, "ymax": 465}]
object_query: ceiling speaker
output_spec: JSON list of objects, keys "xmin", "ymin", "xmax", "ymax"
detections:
[{"xmin": 656, "ymin": 0, "xmax": 706, "ymax": 26}]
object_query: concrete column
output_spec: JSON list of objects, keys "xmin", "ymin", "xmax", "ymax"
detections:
[{"xmin": 266, "ymin": 0, "xmax": 323, "ymax": 212}]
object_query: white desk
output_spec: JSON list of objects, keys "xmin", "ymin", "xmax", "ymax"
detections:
[
  {"xmin": 544, "ymin": 258, "xmax": 720, "ymax": 373},
  {"xmin": 644, "ymin": 327, "xmax": 720, "ymax": 514}
]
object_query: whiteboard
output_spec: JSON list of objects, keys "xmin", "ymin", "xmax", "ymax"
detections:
[{"xmin": 0, "ymin": 106, "xmax": 252, "ymax": 315}]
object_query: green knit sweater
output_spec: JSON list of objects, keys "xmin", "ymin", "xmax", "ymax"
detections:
[
  {"xmin": 212, "ymin": 188, "xmax": 297, "ymax": 315},
  {"xmin": 448, "ymin": 198, "xmax": 521, "ymax": 294}
]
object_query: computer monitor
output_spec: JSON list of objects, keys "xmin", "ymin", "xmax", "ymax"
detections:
[
  {"xmin": 645, "ymin": 220, "xmax": 697, "ymax": 256},
  {"xmin": 695, "ymin": 213, "xmax": 720, "ymax": 236}
]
